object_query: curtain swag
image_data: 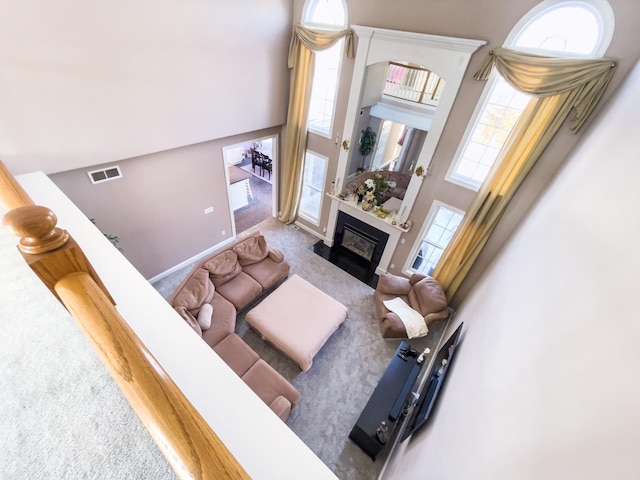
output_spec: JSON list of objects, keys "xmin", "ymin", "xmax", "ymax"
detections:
[
  {"xmin": 432, "ymin": 47, "xmax": 617, "ymax": 301},
  {"xmin": 288, "ymin": 25, "xmax": 354, "ymax": 69},
  {"xmin": 474, "ymin": 47, "xmax": 616, "ymax": 131},
  {"xmin": 278, "ymin": 25, "xmax": 354, "ymax": 224}
]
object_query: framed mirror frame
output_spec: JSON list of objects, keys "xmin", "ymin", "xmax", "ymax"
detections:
[{"xmin": 333, "ymin": 26, "xmax": 486, "ymax": 224}]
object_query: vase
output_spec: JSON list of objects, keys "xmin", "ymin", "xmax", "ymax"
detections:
[{"xmin": 362, "ymin": 201, "xmax": 374, "ymax": 211}]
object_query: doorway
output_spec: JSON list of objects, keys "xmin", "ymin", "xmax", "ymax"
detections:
[{"xmin": 222, "ymin": 134, "xmax": 278, "ymax": 235}]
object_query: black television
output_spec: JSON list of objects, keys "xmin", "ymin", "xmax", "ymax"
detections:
[{"xmin": 401, "ymin": 322, "xmax": 464, "ymax": 441}]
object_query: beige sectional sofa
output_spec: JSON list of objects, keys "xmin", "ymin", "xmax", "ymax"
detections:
[{"xmin": 168, "ymin": 232, "xmax": 299, "ymax": 420}]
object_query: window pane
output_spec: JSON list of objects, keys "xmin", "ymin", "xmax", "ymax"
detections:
[
  {"xmin": 450, "ymin": 77, "xmax": 530, "ymax": 188},
  {"xmin": 411, "ymin": 204, "xmax": 464, "ymax": 275},
  {"xmin": 303, "ymin": 0, "xmax": 346, "ymax": 27},
  {"xmin": 514, "ymin": 6, "xmax": 600, "ymax": 55},
  {"xmin": 308, "ymin": 42, "xmax": 341, "ymax": 136},
  {"xmin": 299, "ymin": 151, "xmax": 327, "ymax": 224}
]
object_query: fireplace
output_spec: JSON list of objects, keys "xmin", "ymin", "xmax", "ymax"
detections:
[
  {"xmin": 341, "ymin": 225, "xmax": 376, "ymax": 262},
  {"xmin": 313, "ymin": 212, "xmax": 389, "ymax": 287}
]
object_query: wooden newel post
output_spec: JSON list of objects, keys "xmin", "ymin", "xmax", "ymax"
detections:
[
  {"xmin": 0, "ymin": 161, "xmax": 34, "ymax": 210},
  {"xmin": 2, "ymin": 204, "xmax": 115, "ymax": 305}
]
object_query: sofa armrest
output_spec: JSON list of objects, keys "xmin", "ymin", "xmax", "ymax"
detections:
[
  {"xmin": 174, "ymin": 306, "xmax": 203, "ymax": 337},
  {"xmin": 424, "ymin": 308, "xmax": 451, "ymax": 327},
  {"xmin": 409, "ymin": 273, "xmax": 427, "ymax": 285},
  {"xmin": 269, "ymin": 395, "xmax": 292, "ymax": 421},
  {"xmin": 376, "ymin": 273, "xmax": 412, "ymax": 295},
  {"xmin": 379, "ymin": 312, "xmax": 409, "ymax": 339},
  {"xmin": 267, "ymin": 247, "xmax": 285, "ymax": 263}
]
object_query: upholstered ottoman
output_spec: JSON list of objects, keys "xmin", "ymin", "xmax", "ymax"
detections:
[{"xmin": 245, "ymin": 274, "xmax": 348, "ymax": 372}]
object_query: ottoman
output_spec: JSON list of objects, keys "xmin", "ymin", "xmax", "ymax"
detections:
[{"xmin": 245, "ymin": 274, "xmax": 348, "ymax": 372}]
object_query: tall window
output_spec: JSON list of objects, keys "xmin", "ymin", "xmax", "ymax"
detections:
[
  {"xmin": 302, "ymin": 0, "xmax": 347, "ymax": 137},
  {"xmin": 408, "ymin": 0, "xmax": 613, "ymax": 275},
  {"xmin": 446, "ymin": 0, "xmax": 613, "ymax": 191},
  {"xmin": 299, "ymin": 151, "xmax": 328, "ymax": 224}
]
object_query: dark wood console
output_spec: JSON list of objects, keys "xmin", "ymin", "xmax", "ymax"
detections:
[{"xmin": 348, "ymin": 342, "xmax": 425, "ymax": 459}]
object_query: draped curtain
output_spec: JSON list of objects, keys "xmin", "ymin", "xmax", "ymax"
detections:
[
  {"xmin": 278, "ymin": 25, "xmax": 354, "ymax": 224},
  {"xmin": 432, "ymin": 47, "xmax": 616, "ymax": 299}
]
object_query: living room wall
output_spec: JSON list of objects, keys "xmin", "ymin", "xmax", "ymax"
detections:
[
  {"xmin": 0, "ymin": 0, "xmax": 292, "ymax": 175},
  {"xmin": 383, "ymin": 59, "xmax": 640, "ymax": 480},
  {"xmin": 51, "ymin": 127, "xmax": 281, "ymax": 279}
]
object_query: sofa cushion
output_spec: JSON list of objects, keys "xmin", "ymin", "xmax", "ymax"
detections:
[
  {"xmin": 233, "ymin": 235, "xmax": 269, "ymax": 266},
  {"xmin": 214, "ymin": 271, "xmax": 263, "ymax": 311},
  {"xmin": 408, "ymin": 276, "xmax": 448, "ymax": 317},
  {"xmin": 201, "ymin": 294, "xmax": 237, "ymax": 347},
  {"xmin": 204, "ymin": 250, "xmax": 242, "ymax": 287},
  {"xmin": 197, "ymin": 303, "xmax": 213, "ymax": 330},
  {"xmin": 213, "ymin": 333, "xmax": 259, "ymax": 377},
  {"xmin": 242, "ymin": 256, "xmax": 290, "ymax": 290},
  {"xmin": 172, "ymin": 268, "xmax": 215, "ymax": 312}
]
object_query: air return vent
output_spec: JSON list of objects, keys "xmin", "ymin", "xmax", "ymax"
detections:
[{"xmin": 87, "ymin": 166, "xmax": 122, "ymax": 184}]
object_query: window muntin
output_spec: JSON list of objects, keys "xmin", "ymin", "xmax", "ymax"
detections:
[
  {"xmin": 299, "ymin": 151, "xmax": 328, "ymax": 224},
  {"xmin": 408, "ymin": 202, "xmax": 464, "ymax": 276},
  {"xmin": 446, "ymin": 0, "xmax": 611, "ymax": 191}
]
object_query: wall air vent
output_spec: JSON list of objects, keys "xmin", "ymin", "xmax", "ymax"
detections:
[{"xmin": 87, "ymin": 166, "xmax": 122, "ymax": 184}]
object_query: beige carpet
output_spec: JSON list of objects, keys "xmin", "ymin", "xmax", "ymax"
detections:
[
  {"xmin": 152, "ymin": 218, "xmax": 448, "ymax": 480},
  {"xmin": 0, "ymin": 223, "xmax": 175, "ymax": 479}
]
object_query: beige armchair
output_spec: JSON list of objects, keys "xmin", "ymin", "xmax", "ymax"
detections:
[{"xmin": 373, "ymin": 273, "xmax": 449, "ymax": 339}]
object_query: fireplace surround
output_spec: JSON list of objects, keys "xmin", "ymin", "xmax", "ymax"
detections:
[{"xmin": 313, "ymin": 211, "xmax": 389, "ymax": 287}]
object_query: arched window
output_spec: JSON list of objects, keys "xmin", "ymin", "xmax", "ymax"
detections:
[
  {"xmin": 445, "ymin": 0, "xmax": 614, "ymax": 191},
  {"xmin": 302, "ymin": 0, "xmax": 347, "ymax": 137}
]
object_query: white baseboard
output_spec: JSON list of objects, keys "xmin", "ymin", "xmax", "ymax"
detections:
[
  {"xmin": 293, "ymin": 221, "xmax": 332, "ymax": 245},
  {"xmin": 147, "ymin": 237, "xmax": 236, "ymax": 284}
]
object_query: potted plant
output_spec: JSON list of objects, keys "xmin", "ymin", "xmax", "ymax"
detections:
[{"xmin": 359, "ymin": 126, "xmax": 377, "ymax": 169}]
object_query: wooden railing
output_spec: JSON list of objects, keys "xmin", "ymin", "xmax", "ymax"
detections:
[
  {"xmin": 383, "ymin": 61, "xmax": 444, "ymax": 106},
  {"xmin": 0, "ymin": 161, "xmax": 248, "ymax": 480}
]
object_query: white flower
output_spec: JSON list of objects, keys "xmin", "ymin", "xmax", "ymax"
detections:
[{"xmin": 364, "ymin": 178, "xmax": 375, "ymax": 189}]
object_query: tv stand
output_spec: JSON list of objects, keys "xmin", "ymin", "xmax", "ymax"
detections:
[{"xmin": 348, "ymin": 342, "xmax": 424, "ymax": 459}]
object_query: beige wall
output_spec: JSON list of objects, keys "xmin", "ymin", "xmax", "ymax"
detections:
[
  {"xmin": 51, "ymin": 127, "xmax": 281, "ymax": 278},
  {"xmin": 295, "ymin": 0, "xmax": 640, "ymax": 306},
  {"xmin": 383, "ymin": 58, "xmax": 640, "ymax": 480},
  {"xmin": 0, "ymin": 0, "xmax": 292, "ymax": 175}
]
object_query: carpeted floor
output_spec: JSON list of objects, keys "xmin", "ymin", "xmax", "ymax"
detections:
[
  {"xmin": 152, "ymin": 218, "xmax": 449, "ymax": 480},
  {"xmin": 0, "ymin": 221, "xmax": 175, "ymax": 479}
]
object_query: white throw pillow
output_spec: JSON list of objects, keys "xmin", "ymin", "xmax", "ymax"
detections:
[{"xmin": 197, "ymin": 303, "xmax": 213, "ymax": 330}]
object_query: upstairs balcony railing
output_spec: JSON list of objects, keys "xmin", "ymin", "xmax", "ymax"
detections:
[
  {"xmin": 0, "ymin": 160, "xmax": 249, "ymax": 480},
  {"xmin": 383, "ymin": 61, "xmax": 444, "ymax": 107}
]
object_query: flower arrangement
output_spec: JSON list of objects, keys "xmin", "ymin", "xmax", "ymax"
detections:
[{"xmin": 356, "ymin": 173, "xmax": 389, "ymax": 211}]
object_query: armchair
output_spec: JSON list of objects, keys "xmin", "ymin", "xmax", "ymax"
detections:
[{"xmin": 373, "ymin": 273, "xmax": 449, "ymax": 339}]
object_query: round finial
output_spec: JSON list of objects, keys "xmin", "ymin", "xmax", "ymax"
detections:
[{"xmin": 2, "ymin": 205, "xmax": 69, "ymax": 254}]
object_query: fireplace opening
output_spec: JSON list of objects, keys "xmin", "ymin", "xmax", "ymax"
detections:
[
  {"xmin": 312, "ymin": 211, "xmax": 388, "ymax": 287},
  {"xmin": 340, "ymin": 225, "xmax": 377, "ymax": 262}
]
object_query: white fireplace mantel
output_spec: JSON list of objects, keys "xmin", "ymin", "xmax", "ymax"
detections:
[{"xmin": 326, "ymin": 194, "xmax": 405, "ymax": 275}]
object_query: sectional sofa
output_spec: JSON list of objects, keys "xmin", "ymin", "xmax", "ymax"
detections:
[{"xmin": 168, "ymin": 232, "xmax": 299, "ymax": 421}]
